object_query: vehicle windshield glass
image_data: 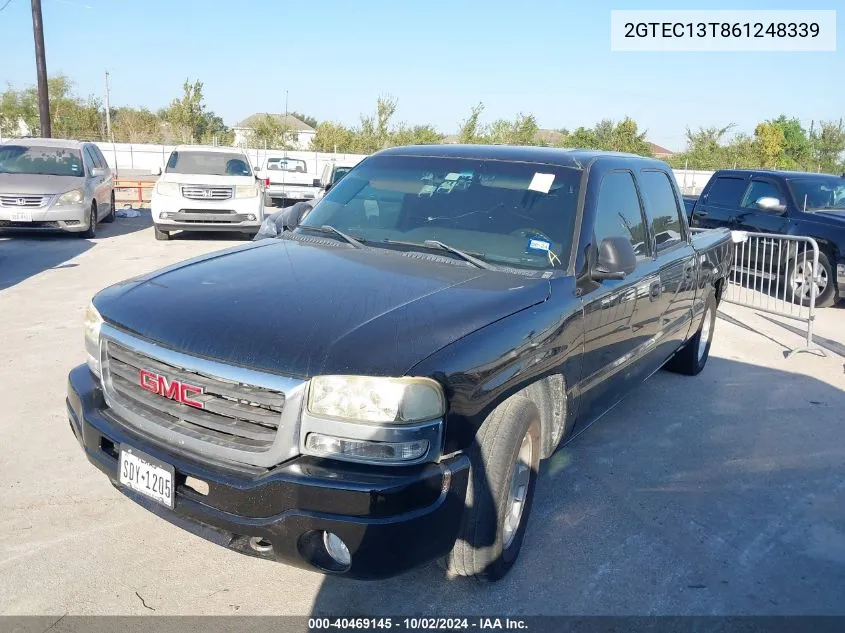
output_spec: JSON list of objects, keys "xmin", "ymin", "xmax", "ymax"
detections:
[
  {"xmin": 266, "ymin": 158, "xmax": 307, "ymax": 173},
  {"xmin": 300, "ymin": 154, "xmax": 582, "ymax": 270},
  {"xmin": 332, "ymin": 166, "xmax": 353, "ymax": 184},
  {"xmin": 787, "ymin": 176, "xmax": 845, "ymax": 211},
  {"xmin": 0, "ymin": 145, "xmax": 83, "ymax": 177},
  {"xmin": 166, "ymin": 151, "xmax": 252, "ymax": 176}
]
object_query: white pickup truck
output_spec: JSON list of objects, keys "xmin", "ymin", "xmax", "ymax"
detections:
[{"xmin": 258, "ymin": 156, "xmax": 320, "ymax": 207}]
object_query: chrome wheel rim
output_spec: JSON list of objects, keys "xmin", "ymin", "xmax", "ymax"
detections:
[
  {"xmin": 698, "ymin": 306, "xmax": 713, "ymax": 361},
  {"xmin": 792, "ymin": 260, "xmax": 828, "ymax": 300},
  {"xmin": 503, "ymin": 432, "xmax": 533, "ymax": 549}
]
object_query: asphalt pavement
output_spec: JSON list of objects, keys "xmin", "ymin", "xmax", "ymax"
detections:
[{"xmin": 1, "ymin": 212, "xmax": 843, "ymax": 616}]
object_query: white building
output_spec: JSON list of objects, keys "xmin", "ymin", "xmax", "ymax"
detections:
[{"xmin": 232, "ymin": 113, "xmax": 316, "ymax": 150}]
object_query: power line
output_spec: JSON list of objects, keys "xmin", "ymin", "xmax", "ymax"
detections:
[{"xmin": 0, "ymin": 0, "xmax": 15, "ymax": 12}]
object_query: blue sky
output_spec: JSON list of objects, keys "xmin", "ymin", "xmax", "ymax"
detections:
[{"xmin": 0, "ymin": 0, "xmax": 842, "ymax": 150}]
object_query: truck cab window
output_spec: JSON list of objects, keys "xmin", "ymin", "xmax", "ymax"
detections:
[
  {"xmin": 638, "ymin": 170, "xmax": 683, "ymax": 251},
  {"xmin": 741, "ymin": 181, "xmax": 782, "ymax": 208},
  {"xmin": 706, "ymin": 176, "xmax": 747, "ymax": 207},
  {"xmin": 594, "ymin": 171, "xmax": 650, "ymax": 261}
]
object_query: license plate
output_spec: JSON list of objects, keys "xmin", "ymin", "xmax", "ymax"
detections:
[
  {"xmin": 10, "ymin": 210, "xmax": 32, "ymax": 222},
  {"xmin": 118, "ymin": 447, "xmax": 175, "ymax": 509}
]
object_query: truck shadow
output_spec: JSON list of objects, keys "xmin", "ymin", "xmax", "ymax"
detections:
[{"xmin": 307, "ymin": 356, "xmax": 845, "ymax": 616}]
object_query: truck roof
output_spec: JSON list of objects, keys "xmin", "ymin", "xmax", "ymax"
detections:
[
  {"xmin": 713, "ymin": 168, "xmax": 845, "ymax": 179},
  {"xmin": 375, "ymin": 144, "xmax": 669, "ymax": 170},
  {"xmin": 171, "ymin": 145, "xmax": 248, "ymax": 154}
]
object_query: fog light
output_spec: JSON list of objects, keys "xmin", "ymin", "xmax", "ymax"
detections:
[
  {"xmin": 246, "ymin": 214, "xmax": 256, "ymax": 221},
  {"xmin": 158, "ymin": 212, "xmax": 170, "ymax": 219},
  {"xmin": 305, "ymin": 433, "xmax": 428, "ymax": 463},
  {"xmin": 322, "ymin": 531, "xmax": 351, "ymax": 568}
]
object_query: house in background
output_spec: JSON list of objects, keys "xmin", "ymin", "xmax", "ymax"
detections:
[
  {"xmin": 232, "ymin": 114, "xmax": 316, "ymax": 150},
  {"xmin": 648, "ymin": 142, "xmax": 674, "ymax": 159}
]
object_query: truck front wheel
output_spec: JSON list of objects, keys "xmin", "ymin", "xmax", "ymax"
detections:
[
  {"xmin": 154, "ymin": 227, "xmax": 170, "ymax": 241},
  {"xmin": 445, "ymin": 397, "xmax": 541, "ymax": 582}
]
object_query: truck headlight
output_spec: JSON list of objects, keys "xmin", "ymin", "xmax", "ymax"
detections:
[
  {"xmin": 307, "ymin": 376, "xmax": 445, "ymax": 423},
  {"xmin": 235, "ymin": 185, "xmax": 259, "ymax": 198},
  {"xmin": 84, "ymin": 302, "xmax": 103, "ymax": 377},
  {"xmin": 55, "ymin": 188, "xmax": 84, "ymax": 206},
  {"xmin": 155, "ymin": 181, "xmax": 179, "ymax": 197}
]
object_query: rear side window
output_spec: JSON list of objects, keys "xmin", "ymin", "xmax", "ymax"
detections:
[
  {"xmin": 594, "ymin": 171, "xmax": 650, "ymax": 260},
  {"xmin": 706, "ymin": 176, "xmax": 747, "ymax": 207},
  {"xmin": 638, "ymin": 170, "xmax": 684, "ymax": 251},
  {"xmin": 93, "ymin": 146, "xmax": 109, "ymax": 170}
]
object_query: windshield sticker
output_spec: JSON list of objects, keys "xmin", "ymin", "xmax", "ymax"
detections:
[
  {"xmin": 364, "ymin": 199, "xmax": 380, "ymax": 219},
  {"xmin": 418, "ymin": 184, "xmax": 436, "ymax": 197},
  {"xmin": 528, "ymin": 238, "xmax": 551, "ymax": 252},
  {"xmin": 528, "ymin": 172, "xmax": 555, "ymax": 194}
]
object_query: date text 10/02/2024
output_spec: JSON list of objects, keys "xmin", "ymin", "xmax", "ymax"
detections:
[{"xmin": 307, "ymin": 618, "xmax": 529, "ymax": 630}]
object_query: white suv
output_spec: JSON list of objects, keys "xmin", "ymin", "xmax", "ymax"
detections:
[{"xmin": 151, "ymin": 146, "xmax": 265, "ymax": 240}]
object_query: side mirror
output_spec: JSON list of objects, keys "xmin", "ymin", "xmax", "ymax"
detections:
[
  {"xmin": 591, "ymin": 236, "xmax": 637, "ymax": 281},
  {"xmin": 150, "ymin": 166, "xmax": 162, "ymax": 176},
  {"xmin": 281, "ymin": 201, "xmax": 315, "ymax": 231},
  {"xmin": 312, "ymin": 178, "xmax": 322, "ymax": 188},
  {"xmin": 324, "ymin": 182, "xmax": 334, "ymax": 193},
  {"xmin": 90, "ymin": 167, "xmax": 106, "ymax": 177},
  {"xmin": 755, "ymin": 196, "xmax": 786, "ymax": 213}
]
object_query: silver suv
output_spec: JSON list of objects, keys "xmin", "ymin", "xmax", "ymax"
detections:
[{"xmin": 0, "ymin": 138, "xmax": 115, "ymax": 238}]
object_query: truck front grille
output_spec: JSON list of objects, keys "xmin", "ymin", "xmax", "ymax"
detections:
[
  {"xmin": 103, "ymin": 339, "xmax": 285, "ymax": 452},
  {"xmin": 181, "ymin": 186, "xmax": 233, "ymax": 201},
  {"xmin": 0, "ymin": 195, "xmax": 48, "ymax": 208}
]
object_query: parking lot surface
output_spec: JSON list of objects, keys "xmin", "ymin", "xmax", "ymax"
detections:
[{"xmin": 1, "ymin": 212, "xmax": 844, "ymax": 616}]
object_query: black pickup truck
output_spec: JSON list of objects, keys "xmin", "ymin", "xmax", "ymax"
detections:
[
  {"xmin": 67, "ymin": 145, "xmax": 731, "ymax": 582},
  {"xmin": 685, "ymin": 169, "xmax": 845, "ymax": 306}
]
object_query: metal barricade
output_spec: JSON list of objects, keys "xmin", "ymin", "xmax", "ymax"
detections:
[{"xmin": 720, "ymin": 230, "xmax": 825, "ymax": 357}]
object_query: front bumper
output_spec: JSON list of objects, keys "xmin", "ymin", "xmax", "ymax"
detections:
[
  {"xmin": 266, "ymin": 186, "xmax": 318, "ymax": 201},
  {"xmin": 66, "ymin": 365, "xmax": 469, "ymax": 580},
  {"xmin": 152, "ymin": 195, "xmax": 264, "ymax": 232},
  {"xmin": 0, "ymin": 202, "xmax": 89, "ymax": 232}
]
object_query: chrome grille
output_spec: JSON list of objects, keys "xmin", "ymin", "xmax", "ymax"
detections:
[
  {"xmin": 103, "ymin": 339, "xmax": 284, "ymax": 452},
  {"xmin": 181, "ymin": 186, "xmax": 233, "ymax": 201},
  {"xmin": 0, "ymin": 195, "xmax": 48, "ymax": 208}
]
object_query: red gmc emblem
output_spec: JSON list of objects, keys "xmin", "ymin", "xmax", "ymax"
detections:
[{"xmin": 139, "ymin": 368, "xmax": 205, "ymax": 409}]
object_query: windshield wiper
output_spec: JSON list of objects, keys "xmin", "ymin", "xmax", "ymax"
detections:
[
  {"xmin": 296, "ymin": 224, "xmax": 364, "ymax": 248},
  {"xmin": 381, "ymin": 238, "xmax": 493, "ymax": 270}
]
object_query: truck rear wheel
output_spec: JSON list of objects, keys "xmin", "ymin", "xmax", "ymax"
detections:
[
  {"xmin": 664, "ymin": 292, "xmax": 717, "ymax": 376},
  {"xmin": 445, "ymin": 396, "xmax": 540, "ymax": 582},
  {"xmin": 154, "ymin": 227, "xmax": 170, "ymax": 241},
  {"xmin": 788, "ymin": 250, "xmax": 836, "ymax": 308}
]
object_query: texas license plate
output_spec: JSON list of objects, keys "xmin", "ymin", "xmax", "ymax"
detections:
[
  {"xmin": 118, "ymin": 447, "xmax": 175, "ymax": 508},
  {"xmin": 10, "ymin": 210, "xmax": 32, "ymax": 222}
]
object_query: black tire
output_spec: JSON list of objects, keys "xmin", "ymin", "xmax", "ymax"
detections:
[
  {"xmin": 154, "ymin": 226, "xmax": 170, "ymax": 241},
  {"xmin": 80, "ymin": 203, "xmax": 97, "ymax": 238},
  {"xmin": 102, "ymin": 192, "xmax": 116, "ymax": 223},
  {"xmin": 525, "ymin": 376, "xmax": 573, "ymax": 458},
  {"xmin": 664, "ymin": 292, "xmax": 717, "ymax": 376},
  {"xmin": 445, "ymin": 396, "xmax": 541, "ymax": 582},
  {"xmin": 787, "ymin": 250, "xmax": 836, "ymax": 308}
]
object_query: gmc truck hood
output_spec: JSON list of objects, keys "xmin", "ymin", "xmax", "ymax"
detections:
[{"xmin": 94, "ymin": 239, "xmax": 551, "ymax": 377}]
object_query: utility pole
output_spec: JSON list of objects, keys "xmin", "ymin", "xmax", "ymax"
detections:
[
  {"xmin": 104, "ymin": 71, "xmax": 113, "ymax": 140},
  {"xmin": 31, "ymin": 0, "xmax": 51, "ymax": 137}
]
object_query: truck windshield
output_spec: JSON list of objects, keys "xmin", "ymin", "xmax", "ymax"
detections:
[
  {"xmin": 0, "ymin": 145, "xmax": 83, "ymax": 177},
  {"xmin": 166, "ymin": 151, "xmax": 252, "ymax": 176},
  {"xmin": 788, "ymin": 175, "xmax": 845, "ymax": 211},
  {"xmin": 266, "ymin": 158, "xmax": 307, "ymax": 173},
  {"xmin": 300, "ymin": 154, "xmax": 582, "ymax": 269}
]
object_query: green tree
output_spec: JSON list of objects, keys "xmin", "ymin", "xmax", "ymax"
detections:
[
  {"xmin": 165, "ymin": 79, "xmax": 206, "ymax": 143},
  {"xmin": 754, "ymin": 122, "xmax": 785, "ymax": 169},
  {"xmin": 811, "ymin": 119, "xmax": 845, "ymax": 173},
  {"xmin": 768, "ymin": 115, "xmax": 810, "ymax": 169},
  {"xmin": 457, "ymin": 103, "xmax": 485, "ymax": 144},
  {"xmin": 311, "ymin": 121, "xmax": 355, "ymax": 152},
  {"xmin": 391, "ymin": 124, "xmax": 444, "ymax": 146},
  {"xmin": 248, "ymin": 115, "xmax": 296, "ymax": 149},
  {"xmin": 112, "ymin": 107, "xmax": 162, "ymax": 143}
]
